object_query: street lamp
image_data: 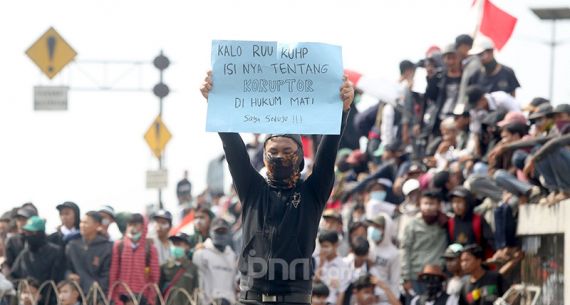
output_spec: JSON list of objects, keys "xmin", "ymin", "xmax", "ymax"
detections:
[{"xmin": 530, "ymin": 7, "xmax": 570, "ymax": 100}]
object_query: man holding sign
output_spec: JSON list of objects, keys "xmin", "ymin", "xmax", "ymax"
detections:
[{"xmin": 200, "ymin": 41, "xmax": 353, "ymax": 305}]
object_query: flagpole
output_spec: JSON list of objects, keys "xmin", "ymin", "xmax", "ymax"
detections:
[{"xmin": 472, "ymin": 0, "xmax": 485, "ymax": 40}]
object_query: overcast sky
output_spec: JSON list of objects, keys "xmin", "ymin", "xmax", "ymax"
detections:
[{"xmin": 1, "ymin": 0, "xmax": 569, "ymax": 230}]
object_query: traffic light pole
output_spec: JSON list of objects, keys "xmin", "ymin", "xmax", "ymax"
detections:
[{"xmin": 153, "ymin": 51, "xmax": 170, "ymax": 209}]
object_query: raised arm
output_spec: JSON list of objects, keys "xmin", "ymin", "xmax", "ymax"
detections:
[
  {"xmin": 489, "ymin": 135, "xmax": 554, "ymax": 160},
  {"xmin": 306, "ymin": 78, "xmax": 354, "ymax": 205},
  {"xmin": 533, "ymin": 133, "xmax": 570, "ymax": 162},
  {"xmin": 200, "ymin": 71, "xmax": 263, "ymax": 202}
]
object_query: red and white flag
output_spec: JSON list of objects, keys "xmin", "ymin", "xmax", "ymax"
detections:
[{"xmin": 474, "ymin": 0, "xmax": 518, "ymax": 50}]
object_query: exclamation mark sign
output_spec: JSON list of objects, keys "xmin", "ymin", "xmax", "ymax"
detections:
[
  {"xmin": 47, "ymin": 35, "xmax": 56, "ymax": 73},
  {"xmin": 154, "ymin": 121, "xmax": 161, "ymax": 156}
]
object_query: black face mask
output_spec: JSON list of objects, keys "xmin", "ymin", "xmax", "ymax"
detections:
[
  {"xmin": 265, "ymin": 152, "xmax": 301, "ymax": 189},
  {"xmin": 211, "ymin": 231, "xmax": 232, "ymax": 248},
  {"xmin": 483, "ymin": 58, "xmax": 498, "ymax": 74},
  {"xmin": 25, "ymin": 233, "xmax": 46, "ymax": 251},
  {"xmin": 422, "ymin": 214, "xmax": 439, "ymax": 225},
  {"xmin": 423, "ymin": 277, "xmax": 444, "ymax": 301}
]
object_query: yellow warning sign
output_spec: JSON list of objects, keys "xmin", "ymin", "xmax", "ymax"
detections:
[
  {"xmin": 26, "ymin": 27, "xmax": 77, "ymax": 79},
  {"xmin": 144, "ymin": 116, "xmax": 172, "ymax": 158}
]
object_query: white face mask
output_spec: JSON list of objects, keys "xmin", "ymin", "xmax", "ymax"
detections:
[
  {"xmin": 102, "ymin": 218, "xmax": 111, "ymax": 226},
  {"xmin": 370, "ymin": 191, "xmax": 387, "ymax": 202},
  {"xmin": 367, "ymin": 227, "xmax": 383, "ymax": 243}
]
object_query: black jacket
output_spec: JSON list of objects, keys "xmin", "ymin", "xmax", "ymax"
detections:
[
  {"xmin": 220, "ymin": 111, "xmax": 348, "ymax": 295},
  {"xmin": 66, "ymin": 234, "xmax": 113, "ymax": 294},
  {"xmin": 4, "ymin": 234, "xmax": 24, "ymax": 268},
  {"xmin": 11, "ymin": 240, "xmax": 64, "ymax": 283}
]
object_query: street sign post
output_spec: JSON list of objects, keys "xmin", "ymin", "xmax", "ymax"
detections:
[
  {"xmin": 146, "ymin": 169, "xmax": 168, "ymax": 189},
  {"xmin": 34, "ymin": 86, "xmax": 68, "ymax": 111},
  {"xmin": 144, "ymin": 115, "xmax": 172, "ymax": 158},
  {"xmin": 26, "ymin": 27, "xmax": 77, "ymax": 79}
]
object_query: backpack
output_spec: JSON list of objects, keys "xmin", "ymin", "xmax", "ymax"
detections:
[
  {"xmin": 448, "ymin": 214, "xmax": 482, "ymax": 245},
  {"xmin": 448, "ymin": 215, "xmax": 494, "ymax": 259},
  {"xmin": 118, "ymin": 238, "xmax": 153, "ymax": 279}
]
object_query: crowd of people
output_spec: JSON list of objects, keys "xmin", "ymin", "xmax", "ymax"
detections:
[{"xmin": 2, "ymin": 33, "xmax": 570, "ymax": 305}]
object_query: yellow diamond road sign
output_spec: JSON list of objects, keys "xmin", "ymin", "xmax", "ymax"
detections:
[
  {"xmin": 26, "ymin": 27, "xmax": 77, "ymax": 79},
  {"xmin": 144, "ymin": 116, "xmax": 172, "ymax": 158}
]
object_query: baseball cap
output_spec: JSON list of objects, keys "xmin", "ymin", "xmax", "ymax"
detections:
[
  {"xmin": 322, "ymin": 209, "xmax": 342, "ymax": 223},
  {"xmin": 442, "ymin": 243, "xmax": 464, "ymax": 259},
  {"xmin": 529, "ymin": 103, "xmax": 554, "ymax": 120},
  {"xmin": 210, "ymin": 218, "xmax": 230, "ymax": 232},
  {"xmin": 407, "ymin": 161, "xmax": 427, "ymax": 175},
  {"xmin": 402, "ymin": 179, "xmax": 420, "ymax": 196},
  {"xmin": 523, "ymin": 97, "xmax": 549, "ymax": 112},
  {"xmin": 0, "ymin": 211, "xmax": 12, "ymax": 222},
  {"xmin": 421, "ymin": 188, "xmax": 442, "ymax": 200},
  {"xmin": 23, "ymin": 216, "xmax": 46, "ymax": 232},
  {"xmin": 462, "ymin": 244, "xmax": 485, "ymax": 259},
  {"xmin": 497, "ymin": 111, "xmax": 527, "ymax": 128},
  {"xmin": 366, "ymin": 215, "xmax": 386, "ymax": 228},
  {"xmin": 552, "ymin": 104, "xmax": 570, "ymax": 115},
  {"xmin": 56, "ymin": 201, "xmax": 78, "ymax": 212},
  {"xmin": 449, "ymin": 186, "xmax": 473, "ymax": 200},
  {"xmin": 152, "ymin": 210, "xmax": 173, "ymax": 222},
  {"xmin": 98, "ymin": 205, "xmax": 116, "ymax": 220},
  {"xmin": 442, "ymin": 43, "xmax": 457, "ymax": 56},
  {"xmin": 16, "ymin": 207, "xmax": 37, "ymax": 219},
  {"xmin": 425, "ymin": 45, "xmax": 442, "ymax": 58},
  {"xmin": 469, "ymin": 36, "xmax": 495, "ymax": 55},
  {"xmin": 169, "ymin": 233, "xmax": 191, "ymax": 246}
]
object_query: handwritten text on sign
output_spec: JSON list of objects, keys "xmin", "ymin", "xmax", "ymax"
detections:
[{"xmin": 206, "ymin": 40, "xmax": 343, "ymax": 135}]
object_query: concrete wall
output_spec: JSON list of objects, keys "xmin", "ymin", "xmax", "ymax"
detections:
[{"xmin": 517, "ymin": 199, "xmax": 570, "ymax": 303}]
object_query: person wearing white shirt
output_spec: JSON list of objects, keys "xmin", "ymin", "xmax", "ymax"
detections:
[
  {"xmin": 343, "ymin": 237, "xmax": 372, "ymax": 283},
  {"xmin": 314, "ymin": 231, "xmax": 352, "ymax": 305},
  {"xmin": 466, "ymin": 85, "xmax": 520, "ymax": 135},
  {"xmin": 366, "ymin": 214, "xmax": 400, "ymax": 304},
  {"xmin": 192, "ymin": 218, "xmax": 237, "ymax": 305}
]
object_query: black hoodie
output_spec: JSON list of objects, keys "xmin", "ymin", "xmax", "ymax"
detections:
[
  {"xmin": 66, "ymin": 234, "xmax": 113, "ymax": 294},
  {"xmin": 11, "ymin": 233, "xmax": 64, "ymax": 283},
  {"xmin": 48, "ymin": 202, "xmax": 81, "ymax": 248}
]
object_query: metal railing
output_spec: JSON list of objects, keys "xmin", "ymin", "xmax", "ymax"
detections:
[{"xmin": 3, "ymin": 280, "xmax": 201, "ymax": 305}]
